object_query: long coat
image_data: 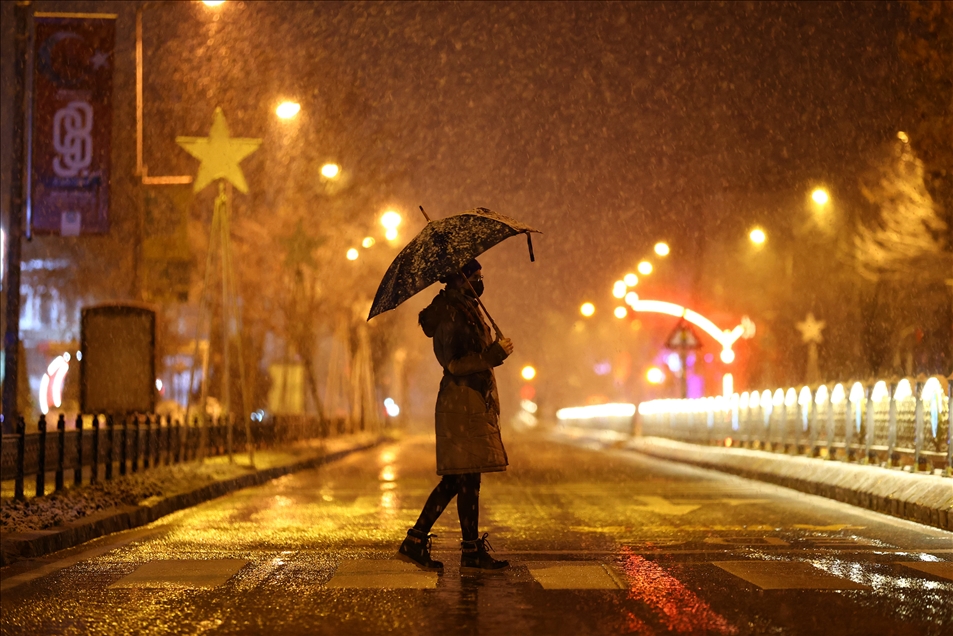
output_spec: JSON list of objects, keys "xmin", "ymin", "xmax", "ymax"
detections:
[{"xmin": 419, "ymin": 288, "xmax": 509, "ymax": 475}]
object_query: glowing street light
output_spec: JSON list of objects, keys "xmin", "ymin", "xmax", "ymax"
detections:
[
  {"xmin": 811, "ymin": 188, "xmax": 830, "ymax": 206},
  {"xmin": 521, "ymin": 365, "xmax": 537, "ymax": 381},
  {"xmin": 612, "ymin": 280, "xmax": 627, "ymax": 298},
  {"xmin": 654, "ymin": 242, "xmax": 670, "ymax": 257},
  {"xmin": 346, "ymin": 248, "xmax": 359, "ymax": 261},
  {"xmin": 580, "ymin": 302, "xmax": 595, "ymax": 317},
  {"xmin": 637, "ymin": 260, "xmax": 653, "ymax": 275},
  {"xmin": 623, "ymin": 273, "xmax": 638, "ymax": 287},
  {"xmin": 613, "ymin": 306, "xmax": 627, "ymax": 319},
  {"xmin": 380, "ymin": 210, "xmax": 402, "ymax": 229},
  {"xmin": 202, "ymin": 0, "xmax": 225, "ymax": 6},
  {"xmin": 380, "ymin": 210, "xmax": 402, "ymax": 241},
  {"xmin": 362, "ymin": 236, "xmax": 375, "ymax": 248},
  {"xmin": 749, "ymin": 227, "xmax": 766, "ymax": 245},
  {"xmin": 646, "ymin": 367, "xmax": 665, "ymax": 384},
  {"xmin": 275, "ymin": 101, "xmax": 300, "ymax": 120},
  {"xmin": 320, "ymin": 163, "xmax": 340, "ymax": 179},
  {"xmin": 624, "ymin": 291, "xmax": 639, "ymax": 306}
]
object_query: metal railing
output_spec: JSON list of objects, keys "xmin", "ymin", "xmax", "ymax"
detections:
[
  {"xmin": 1, "ymin": 413, "xmax": 348, "ymax": 500},
  {"xmin": 637, "ymin": 374, "xmax": 952, "ymax": 475}
]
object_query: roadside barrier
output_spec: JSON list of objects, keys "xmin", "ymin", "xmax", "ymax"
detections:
[
  {"xmin": 1, "ymin": 414, "xmax": 346, "ymax": 500},
  {"xmin": 636, "ymin": 374, "xmax": 952, "ymax": 476}
]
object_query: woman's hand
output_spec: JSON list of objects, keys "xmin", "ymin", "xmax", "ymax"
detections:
[{"xmin": 499, "ymin": 337, "xmax": 514, "ymax": 356}]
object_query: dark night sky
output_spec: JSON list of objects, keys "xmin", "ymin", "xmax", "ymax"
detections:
[
  {"xmin": 300, "ymin": 1, "xmax": 918, "ymax": 340},
  {"xmin": 1, "ymin": 1, "xmax": 933, "ymax": 397}
]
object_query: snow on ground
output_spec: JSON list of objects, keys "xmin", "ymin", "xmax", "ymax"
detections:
[{"xmin": 1, "ymin": 434, "xmax": 381, "ymax": 534}]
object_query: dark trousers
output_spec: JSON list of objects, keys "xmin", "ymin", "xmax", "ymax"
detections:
[{"xmin": 413, "ymin": 473, "xmax": 481, "ymax": 541}]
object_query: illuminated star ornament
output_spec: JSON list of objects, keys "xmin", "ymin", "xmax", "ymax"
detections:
[
  {"xmin": 796, "ymin": 312, "xmax": 826, "ymax": 344},
  {"xmin": 176, "ymin": 107, "xmax": 261, "ymax": 193}
]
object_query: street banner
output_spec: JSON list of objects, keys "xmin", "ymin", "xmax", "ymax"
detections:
[{"xmin": 31, "ymin": 13, "xmax": 116, "ymax": 236}]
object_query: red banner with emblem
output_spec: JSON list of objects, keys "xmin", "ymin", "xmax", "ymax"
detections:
[{"xmin": 31, "ymin": 13, "xmax": 115, "ymax": 235}]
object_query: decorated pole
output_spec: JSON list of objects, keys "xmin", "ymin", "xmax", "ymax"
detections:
[{"xmin": 176, "ymin": 108, "xmax": 260, "ymax": 464}]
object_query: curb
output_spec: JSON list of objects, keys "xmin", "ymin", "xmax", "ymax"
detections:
[
  {"xmin": 1, "ymin": 438, "xmax": 385, "ymax": 567},
  {"xmin": 624, "ymin": 436, "xmax": 953, "ymax": 531}
]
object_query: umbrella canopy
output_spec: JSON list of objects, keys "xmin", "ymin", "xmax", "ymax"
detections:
[{"xmin": 367, "ymin": 207, "xmax": 539, "ymax": 322}]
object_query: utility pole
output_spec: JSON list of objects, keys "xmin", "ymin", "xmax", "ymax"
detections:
[{"xmin": 2, "ymin": 1, "xmax": 31, "ymax": 435}]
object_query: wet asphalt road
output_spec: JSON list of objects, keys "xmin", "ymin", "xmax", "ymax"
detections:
[{"xmin": 1, "ymin": 432, "xmax": 951, "ymax": 635}]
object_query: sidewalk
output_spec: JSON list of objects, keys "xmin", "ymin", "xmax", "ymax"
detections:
[
  {"xmin": 628, "ymin": 436, "xmax": 953, "ymax": 531},
  {"xmin": 551, "ymin": 427, "xmax": 952, "ymax": 531},
  {"xmin": 1, "ymin": 433, "xmax": 385, "ymax": 567}
]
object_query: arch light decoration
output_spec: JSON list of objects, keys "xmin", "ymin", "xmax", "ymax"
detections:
[
  {"xmin": 39, "ymin": 353, "xmax": 70, "ymax": 415},
  {"xmin": 626, "ymin": 299, "xmax": 752, "ymax": 363},
  {"xmin": 921, "ymin": 377, "xmax": 947, "ymax": 439},
  {"xmin": 798, "ymin": 386, "xmax": 813, "ymax": 431},
  {"xmin": 848, "ymin": 381, "xmax": 866, "ymax": 433}
]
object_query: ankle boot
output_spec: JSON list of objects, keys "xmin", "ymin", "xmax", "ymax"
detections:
[
  {"xmin": 397, "ymin": 528, "xmax": 443, "ymax": 571},
  {"xmin": 460, "ymin": 533, "xmax": 509, "ymax": 572}
]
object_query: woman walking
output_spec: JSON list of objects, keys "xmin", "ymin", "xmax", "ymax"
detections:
[{"xmin": 397, "ymin": 258, "xmax": 513, "ymax": 573}]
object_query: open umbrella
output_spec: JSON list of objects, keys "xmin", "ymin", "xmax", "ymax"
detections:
[{"xmin": 367, "ymin": 207, "xmax": 539, "ymax": 338}]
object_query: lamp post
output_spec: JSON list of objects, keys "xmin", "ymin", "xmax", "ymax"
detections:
[{"xmin": 1, "ymin": 0, "xmax": 31, "ymax": 434}]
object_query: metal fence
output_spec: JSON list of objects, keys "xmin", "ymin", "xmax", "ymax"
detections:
[
  {"xmin": 1, "ymin": 413, "xmax": 349, "ymax": 500},
  {"xmin": 637, "ymin": 375, "xmax": 952, "ymax": 475}
]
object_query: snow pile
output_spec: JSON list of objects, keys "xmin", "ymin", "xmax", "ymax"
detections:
[
  {"xmin": 1, "ymin": 459, "xmax": 249, "ymax": 534},
  {"xmin": 0, "ymin": 434, "xmax": 382, "ymax": 534}
]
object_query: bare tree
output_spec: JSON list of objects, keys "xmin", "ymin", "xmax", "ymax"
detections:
[{"xmin": 855, "ymin": 137, "xmax": 947, "ymax": 281}]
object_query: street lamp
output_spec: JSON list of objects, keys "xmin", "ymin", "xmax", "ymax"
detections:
[
  {"xmin": 654, "ymin": 242, "xmax": 670, "ymax": 257},
  {"xmin": 202, "ymin": 1, "xmax": 226, "ymax": 6},
  {"xmin": 623, "ymin": 273, "xmax": 638, "ymax": 287},
  {"xmin": 521, "ymin": 365, "xmax": 537, "ymax": 381},
  {"xmin": 612, "ymin": 280, "xmax": 627, "ymax": 298},
  {"xmin": 320, "ymin": 163, "xmax": 340, "ymax": 179},
  {"xmin": 361, "ymin": 237, "xmax": 375, "ymax": 248},
  {"xmin": 637, "ymin": 260, "xmax": 653, "ymax": 275},
  {"xmin": 381, "ymin": 210, "xmax": 402, "ymax": 241},
  {"xmin": 580, "ymin": 302, "xmax": 595, "ymax": 317},
  {"xmin": 646, "ymin": 367, "xmax": 665, "ymax": 384},
  {"xmin": 275, "ymin": 101, "xmax": 300, "ymax": 120},
  {"xmin": 346, "ymin": 248, "xmax": 359, "ymax": 261},
  {"xmin": 811, "ymin": 188, "xmax": 829, "ymax": 206},
  {"xmin": 749, "ymin": 227, "xmax": 766, "ymax": 245},
  {"xmin": 613, "ymin": 306, "xmax": 627, "ymax": 319}
]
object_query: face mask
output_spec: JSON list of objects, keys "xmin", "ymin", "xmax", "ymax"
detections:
[{"xmin": 470, "ymin": 279, "xmax": 485, "ymax": 297}]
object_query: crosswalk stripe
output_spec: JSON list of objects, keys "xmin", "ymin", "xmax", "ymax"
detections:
[
  {"xmin": 325, "ymin": 559, "xmax": 438, "ymax": 589},
  {"xmin": 524, "ymin": 561, "xmax": 625, "ymax": 590},
  {"xmin": 712, "ymin": 561, "xmax": 869, "ymax": 590},
  {"xmin": 108, "ymin": 559, "xmax": 249, "ymax": 589},
  {"xmin": 895, "ymin": 561, "xmax": 953, "ymax": 582}
]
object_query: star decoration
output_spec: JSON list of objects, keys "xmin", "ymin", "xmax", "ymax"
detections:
[
  {"xmin": 176, "ymin": 107, "xmax": 261, "ymax": 194},
  {"xmin": 280, "ymin": 219, "xmax": 325, "ymax": 271},
  {"xmin": 796, "ymin": 312, "xmax": 826, "ymax": 344}
]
